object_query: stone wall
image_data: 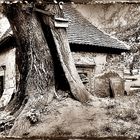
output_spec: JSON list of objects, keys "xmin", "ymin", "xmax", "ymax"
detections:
[
  {"xmin": 72, "ymin": 52, "xmax": 124, "ymax": 75},
  {"xmin": 72, "ymin": 52, "xmax": 124, "ymax": 95}
]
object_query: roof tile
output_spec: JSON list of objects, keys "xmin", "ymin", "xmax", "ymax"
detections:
[{"xmin": 63, "ymin": 4, "xmax": 130, "ymax": 51}]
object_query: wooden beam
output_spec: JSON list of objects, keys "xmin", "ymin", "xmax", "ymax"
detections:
[{"xmin": 33, "ymin": 7, "xmax": 53, "ymax": 16}]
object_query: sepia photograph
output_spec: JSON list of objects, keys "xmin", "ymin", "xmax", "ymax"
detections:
[{"xmin": 0, "ymin": 0, "xmax": 140, "ymax": 139}]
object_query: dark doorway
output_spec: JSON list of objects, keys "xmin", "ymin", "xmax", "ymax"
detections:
[{"xmin": 0, "ymin": 76, "xmax": 4, "ymax": 98}]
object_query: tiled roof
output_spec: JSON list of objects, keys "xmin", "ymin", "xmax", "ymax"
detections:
[
  {"xmin": 0, "ymin": 5, "xmax": 129, "ymax": 51},
  {"xmin": 63, "ymin": 4, "xmax": 130, "ymax": 51}
]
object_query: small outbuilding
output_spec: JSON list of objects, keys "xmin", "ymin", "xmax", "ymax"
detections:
[{"xmin": 64, "ymin": 5, "xmax": 130, "ymax": 95}]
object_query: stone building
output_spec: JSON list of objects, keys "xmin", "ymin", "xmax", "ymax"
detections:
[
  {"xmin": 0, "ymin": 5, "xmax": 130, "ymax": 106},
  {"xmin": 64, "ymin": 5, "xmax": 130, "ymax": 95}
]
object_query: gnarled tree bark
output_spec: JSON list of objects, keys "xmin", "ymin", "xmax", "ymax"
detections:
[
  {"xmin": 1, "ymin": 1, "xmax": 92, "ymax": 136},
  {"xmin": 4, "ymin": 3, "xmax": 55, "ymax": 114},
  {"xmin": 3, "ymin": 3, "xmax": 57, "ymax": 136}
]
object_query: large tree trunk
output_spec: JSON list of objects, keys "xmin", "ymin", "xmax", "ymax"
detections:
[
  {"xmin": 4, "ymin": 3, "xmax": 56, "ymax": 111},
  {"xmin": 3, "ymin": 3, "xmax": 56, "ymax": 135},
  {"xmin": 1, "ymin": 1, "xmax": 92, "ymax": 136}
]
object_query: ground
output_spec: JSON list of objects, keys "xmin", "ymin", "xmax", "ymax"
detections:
[{"xmin": 0, "ymin": 92, "xmax": 140, "ymax": 138}]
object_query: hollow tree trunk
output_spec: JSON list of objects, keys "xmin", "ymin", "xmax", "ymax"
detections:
[
  {"xmin": 2, "ymin": 1, "xmax": 92, "ymax": 136},
  {"xmin": 42, "ymin": 4, "xmax": 90, "ymax": 102}
]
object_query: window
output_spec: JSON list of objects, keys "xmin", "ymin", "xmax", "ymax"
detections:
[
  {"xmin": 78, "ymin": 72, "xmax": 90, "ymax": 92},
  {"xmin": 79, "ymin": 72, "xmax": 89, "ymax": 84},
  {"xmin": 76, "ymin": 67, "xmax": 93, "ymax": 93}
]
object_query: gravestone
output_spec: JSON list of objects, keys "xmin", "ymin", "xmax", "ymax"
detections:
[
  {"xmin": 94, "ymin": 71, "xmax": 124, "ymax": 98},
  {"xmin": 109, "ymin": 77, "xmax": 124, "ymax": 97}
]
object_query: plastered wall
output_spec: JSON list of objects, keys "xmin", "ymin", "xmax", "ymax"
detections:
[{"xmin": 0, "ymin": 48, "xmax": 16, "ymax": 107}]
